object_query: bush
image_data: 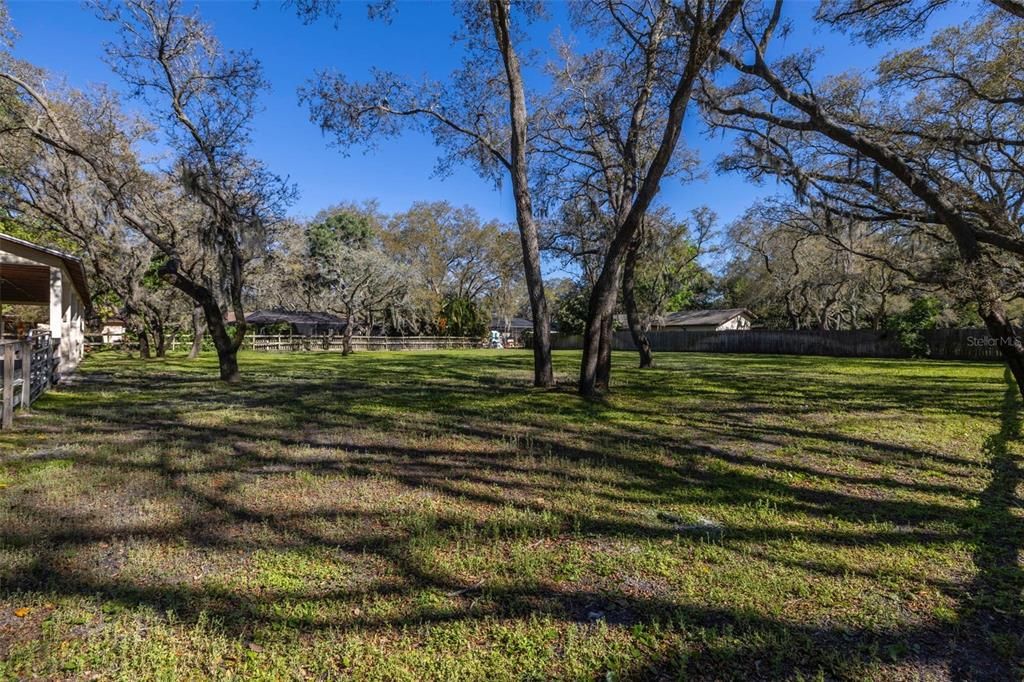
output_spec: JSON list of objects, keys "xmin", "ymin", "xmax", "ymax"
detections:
[
  {"xmin": 885, "ymin": 297, "xmax": 941, "ymax": 357},
  {"xmin": 437, "ymin": 295, "xmax": 486, "ymax": 337},
  {"xmin": 553, "ymin": 284, "xmax": 590, "ymax": 336}
]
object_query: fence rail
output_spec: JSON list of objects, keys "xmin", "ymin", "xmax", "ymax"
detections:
[
  {"xmin": 84, "ymin": 335, "xmax": 132, "ymax": 352},
  {"xmin": 167, "ymin": 334, "xmax": 483, "ymax": 353},
  {"xmin": 551, "ymin": 328, "xmax": 1010, "ymax": 362},
  {"xmin": 0, "ymin": 332, "xmax": 56, "ymax": 429}
]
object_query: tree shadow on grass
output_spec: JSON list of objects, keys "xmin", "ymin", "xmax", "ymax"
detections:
[
  {"xmin": 1, "ymin": 350, "xmax": 1020, "ymax": 679},
  {"xmin": 948, "ymin": 369, "xmax": 1024, "ymax": 680}
]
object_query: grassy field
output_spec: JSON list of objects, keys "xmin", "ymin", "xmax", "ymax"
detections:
[{"xmin": 0, "ymin": 349, "xmax": 1021, "ymax": 680}]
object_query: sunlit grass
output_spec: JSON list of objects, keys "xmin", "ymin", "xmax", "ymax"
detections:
[{"xmin": 0, "ymin": 349, "xmax": 1020, "ymax": 680}]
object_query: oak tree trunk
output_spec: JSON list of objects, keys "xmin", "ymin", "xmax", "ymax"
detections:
[
  {"xmin": 489, "ymin": 0, "xmax": 554, "ymax": 388},
  {"xmin": 188, "ymin": 304, "xmax": 205, "ymax": 359},
  {"xmin": 154, "ymin": 322, "xmax": 167, "ymax": 358},
  {"xmin": 207, "ymin": 314, "xmax": 241, "ymax": 382},
  {"xmin": 622, "ymin": 239, "xmax": 653, "ymax": 368},
  {"xmin": 159, "ymin": 260, "xmax": 243, "ymax": 383},
  {"xmin": 580, "ymin": 263, "xmax": 623, "ymax": 397},
  {"xmin": 596, "ymin": 312, "xmax": 614, "ymax": 390},
  {"xmin": 342, "ymin": 318, "xmax": 354, "ymax": 356},
  {"xmin": 138, "ymin": 329, "xmax": 151, "ymax": 359},
  {"xmin": 980, "ymin": 300, "xmax": 1024, "ymax": 399}
]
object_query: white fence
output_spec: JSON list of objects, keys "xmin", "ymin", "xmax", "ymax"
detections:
[
  {"xmin": 86, "ymin": 333, "xmax": 485, "ymax": 354},
  {"xmin": 170, "ymin": 334, "xmax": 484, "ymax": 353}
]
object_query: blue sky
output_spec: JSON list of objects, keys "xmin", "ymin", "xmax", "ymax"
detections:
[{"xmin": 7, "ymin": 0, "xmax": 972, "ymax": 276}]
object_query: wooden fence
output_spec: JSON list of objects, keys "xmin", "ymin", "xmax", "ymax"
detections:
[
  {"xmin": 165, "ymin": 334, "xmax": 484, "ymax": 353},
  {"xmin": 551, "ymin": 327, "xmax": 1009, "ymax": 361},
  {"xmin": 0, "ymin": 332, "xmax": 56, "ymax": 429},
  {"xmin": 84, "ymin": 335, "xmax": 131, "ymax": 352},
  {"xmin": 925, "ymin": 328, "xmax": 1009, "ymax": 361}
]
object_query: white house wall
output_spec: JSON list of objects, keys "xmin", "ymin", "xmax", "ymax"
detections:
[
  {"xmin": 54, "ymin": 267, "xmax": 84, "ymax": 372},
  {"xmin": 715, "ymin": 316, "xmax": 753, "ymax": 331}
]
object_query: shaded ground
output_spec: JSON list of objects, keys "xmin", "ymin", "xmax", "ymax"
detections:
[{"xmin": 0, "ymin": 349, "xmax": 1021, "ymax": 680}]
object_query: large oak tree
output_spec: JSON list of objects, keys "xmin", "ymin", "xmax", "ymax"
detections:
[
  {"xmin": 706, "ymin": 0, "xmax": 1024, "ymax": 395},
  {"xmin": 0, "ymin": 0, "xmax": 292, "ymax": 381}
]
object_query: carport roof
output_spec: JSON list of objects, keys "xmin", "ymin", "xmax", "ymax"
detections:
[{"xmin": 0, "ymin": 232, "xmax": 90, "ymax": 305}]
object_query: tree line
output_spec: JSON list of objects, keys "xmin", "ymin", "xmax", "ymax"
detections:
[{"xmin": 2, "ymin": 0, "xmax": 1023, "ymax": 399}]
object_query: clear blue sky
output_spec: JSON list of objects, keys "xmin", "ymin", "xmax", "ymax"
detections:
[{"xmin": 6, "ymin": 0, "xmax": 971, "ymax": 275}]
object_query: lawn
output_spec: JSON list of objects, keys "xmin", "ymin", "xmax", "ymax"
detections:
[{"xmin": 0, "ymin": 349, "xmax": 1021, "ymax": 680}]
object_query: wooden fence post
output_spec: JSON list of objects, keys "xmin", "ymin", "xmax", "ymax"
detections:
[
  {"xmin": 20, "ymin": 341, "xmax": 31, "ymax": 411},
  {"xmin": 2, "ymin": 344, "xmax": 14, "ymax": 429}
]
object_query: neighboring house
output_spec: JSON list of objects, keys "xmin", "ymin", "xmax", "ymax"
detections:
[
  {"xmin": 615, "ymin": 308, "xmax": 755, "ymax": 333},
  {"xmin": 653, "ymin": 308, "xmax": 754, "ymax": 332},
  {"xmin": 226, "ymin": 310, "xmax": 349, "ymax": 336},
  {"xmin": 489, "ymin": 316, "xmax": 534, "ymax": 335},
  {"xmin": 0, "ymin": 232, "xmax": 90, "ymax": 373},
  {"xmin": 99, "ymin": 319, "xmax": 127, "ymax": 344},
  {"xmin": 489, "ymin": 316, "xmax": 536, "ymax": 348}
]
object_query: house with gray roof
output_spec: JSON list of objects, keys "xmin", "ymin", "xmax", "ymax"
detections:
[
  {"xmin": 653, "ymin": 308, "xmax": 754, "ymax": 331},
  {"xmin": 615, "ymin": 308, "xmax": 755, "ymax": 333}
]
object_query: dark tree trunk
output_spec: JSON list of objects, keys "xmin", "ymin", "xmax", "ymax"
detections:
[
  {"xmin": 489, "ymin": 0, "xmax": 554, "ymax": 388},
  {"xmin": 138, "ymin": 329, "xmax": 151, "ymax": 359},
  {"xmin": 153, "ymin": 322, "xmax": 167, "ymax": 358},
  {"xmin": 159, "ymin": 260, "xmax": 243, "ymax": 383},
  {"xmin": 578, "ymin": 1, "xmax": 741, "ymax": 397},
  {"xmin": 342, "ymin": 317, "xmax": 354, "ymax": 356},
  {"xmin": 188, "ymin": 304, "xmax": 205, "ymax": 359},
  {"xmin": 596, "ymin": 312, "xmax": 613, "ymax": 390},
  {"xmin": 195, "ymin": 297, "xmax": 241, "ymax": 382},
  {"xmin": 208, "ymin": 314, "xmax": 241, "ymax": 382},
  {"xmin": 580, "ymin": 267, "xmax": 623, "ymax": 397},
  {"xmin": 622, "ymin": 238, "xmax": 653, "ymax": 368},
  {"xmin": 980, "ymin": 299, "xmax": 1024, "ymax": 399},
  {"xmin": 946, "ymin": 230, "xmax": 1024, "ymax": 398},
  {"xmin": 580, "ymin": 277, "xmax": 617, "ymax": 397}
]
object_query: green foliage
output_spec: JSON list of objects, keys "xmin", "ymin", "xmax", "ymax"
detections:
[
  {"xmin": 308, "ymin": 209, "xmax": 376, "ymax": 261},
  {"xmin": 141, "ymin": 254, "xmax": 170, "ymax": 291},
  {"xmin": 631, "ymin": 209, "xmax": 713, "ymax": 324},
  {"xmin": 437, "ymin": 294, "xmax": 486, "ymax": 337},
  {"xmin": 553, "ymin": 283, "xmax": 591, "ymax": 336},
  {"xmin": 885, "ymin": 297, "xmax": 941, "ymax": 357},
  {"xmin": 0, "ymin": 217, "xmax": 79, "ymax": 253}
]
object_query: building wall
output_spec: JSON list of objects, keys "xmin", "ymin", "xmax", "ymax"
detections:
[
  {"xmin": 1, "ymin": 244, "xmax": 85, "ymax": 373},
  {"xmin": 657, "ymin": 314, "xmax": 753, "ymax": 333},
  {"xmin": 53, "ymin": 265, "xmax": 84, "ymax": 372},
  {"xmin": 101, "ymin": 324, "xmax": 126, "ymax": 344},
  {"xmin": 716, "ymin": 315, "xmax": 752, "ymax": 331}
]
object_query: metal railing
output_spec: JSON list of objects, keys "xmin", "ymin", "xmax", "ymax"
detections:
[{"xmin": 0, "ymin": 332, "xmax": 56, "ymax": 429}]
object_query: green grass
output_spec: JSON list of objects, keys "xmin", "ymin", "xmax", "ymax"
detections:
[{"xmin": 0, "ymin": 349, "xmax": 1021, "ymax": 680}]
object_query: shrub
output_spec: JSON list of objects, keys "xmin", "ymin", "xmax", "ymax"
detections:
[{"xmin": 885, "ymin": 297, "xmax": 941, "ymax": 357}]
